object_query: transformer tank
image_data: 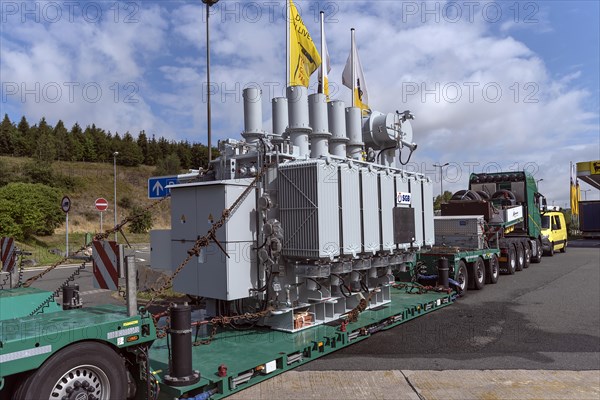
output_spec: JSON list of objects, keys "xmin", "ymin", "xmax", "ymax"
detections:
[{"xmin": 153, "ymin": 86, "xmax": 435, "ymax": 332}]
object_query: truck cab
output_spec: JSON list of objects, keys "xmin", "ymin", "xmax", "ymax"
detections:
[{"xmin": 541, "ymin": 210, "xmax": 567, "ymax": 255}]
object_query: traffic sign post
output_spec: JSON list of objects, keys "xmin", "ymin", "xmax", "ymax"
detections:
[
  {"xmin": 148, "ymin": 176, "xmax": 179, "ymax": 199},
  {"xmin": 95, "ymin": 198, "xmax": 109, "ymax": 232},
  {"xmin": 61, "ymin": 196, "xmax": 71, "ymax": 257}
]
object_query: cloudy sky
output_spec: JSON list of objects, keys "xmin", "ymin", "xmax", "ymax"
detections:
[{"xmin": 1, "ymin": 0, "xmax": 599, "ymax": 205}]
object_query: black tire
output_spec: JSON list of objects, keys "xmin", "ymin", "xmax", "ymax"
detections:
[
  {"xmin": 470, "ymin": 257, "xmax": 486, "ymax": 290},
  {"xmin": 522, "ymin": 241, "xmax": 531, "ymax": 269},
  {"xmin": 485, "ymin": 254, "xmax": 500, "ymax": 284},
  {"xmin": 12, "ymin": 341, "xmax": 128, "ymax": 400},
  {"xmin": 531, "ymin": 238, "xmax": 542, "ymax": 263},
  {"xmin": 455, "ymin": 260, "xmax": 468, "ymax": 294},
  {"xmin": 515, "ymin": 243, "xmax": 524, "ymax": 271},
  {"xmin": 502, "ymin": 245, "xmax": 517, "ymax": 275},
  {"xmin": 560, "ymin": 241, "xmax": 567, "ymax": 253},
  {"xmin": 548, "ymin": 242, "xmax": 555, "ymax": 256}
]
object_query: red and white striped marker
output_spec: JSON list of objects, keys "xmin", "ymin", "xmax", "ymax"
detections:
[
  {"xmin": 1, "ymin": 237, "xmax": 16, "ymax": 273},
  {"xmin": 92, "ymin": 240, "xmax": 119, "ymax": 290}
]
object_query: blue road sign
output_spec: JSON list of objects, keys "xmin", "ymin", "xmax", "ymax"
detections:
[{"xmin": 148, "ymin": 176, "xmax": 178, "ymax": 199}]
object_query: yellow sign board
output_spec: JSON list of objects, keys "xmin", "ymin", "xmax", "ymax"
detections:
[{"xmin": 577, "ymin": 161, "xmax": 600, "ymax": 175}]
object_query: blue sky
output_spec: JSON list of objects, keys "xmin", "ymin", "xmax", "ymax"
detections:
[{"xmin": 1, "ymin": 0, "xmax": 599, "ymax": 204}]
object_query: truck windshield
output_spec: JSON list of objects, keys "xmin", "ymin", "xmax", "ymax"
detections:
[{"xmin": 541, "ymin": 215, "xmax": 551, "ymax": 229}]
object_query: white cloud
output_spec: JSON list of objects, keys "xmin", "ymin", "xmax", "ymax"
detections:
[{"xmin": 1, "ymin": 0, "xmax": 597, "ymax": 206}]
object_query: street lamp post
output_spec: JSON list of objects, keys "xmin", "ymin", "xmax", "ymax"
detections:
[
  {"xmin": 536, "ymin": 178, "xmax": 543, "ymax": 188},
  {"xmin": 433, "ymin": 163, "xmax": 449, "ymax": 197},
  {"xmin": 203, "ymin": 0, "xmax": 219, "ymax": 163},
  {"xmin": 582, "ymin": 189, "xmax": 590, "ymax": 200},
  {"xmin": 113, "ymin": 151, "xmax": 119, "ymax": 242}
]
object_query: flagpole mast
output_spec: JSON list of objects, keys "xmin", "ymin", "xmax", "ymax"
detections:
[
  {"xmin": 351, "ymin": 28, "xmax": 355, "ymax": 107},
  {"xmin": 286, "ymin": 0, "xmax": 290, "ymax": 87},
  {"xmin": 320, "ymin": 11, "xmax": 325, "ymax": 95}
]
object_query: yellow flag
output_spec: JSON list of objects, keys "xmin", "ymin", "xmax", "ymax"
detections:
[
  {"xmin": 575, "ymin": 180, "xmax": 581, "ymax": 215},
  {"xmin": 289, "ymin": 0, "xmax": 321, "ymax": 87}
]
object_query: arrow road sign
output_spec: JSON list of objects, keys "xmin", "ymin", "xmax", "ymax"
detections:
[{"xmin": 148, "ymin": 176, "xmax": 179, "ymax": 199}]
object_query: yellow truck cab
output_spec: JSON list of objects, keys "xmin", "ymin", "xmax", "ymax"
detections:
[{"xmin": 541, "ymin": 210, "xmax": 567, "ymax": 255}]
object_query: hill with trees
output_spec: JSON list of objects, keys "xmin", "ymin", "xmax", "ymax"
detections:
[{"xmin": 0, "ymin": 114, "xmax": 215, "ymax": 256}]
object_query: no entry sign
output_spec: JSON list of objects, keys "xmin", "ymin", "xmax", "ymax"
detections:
[{"xmin": 95, "ymin": 198, "xmax": 109, "ymax": 212}]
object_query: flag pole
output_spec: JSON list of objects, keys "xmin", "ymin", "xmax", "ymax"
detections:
[
  {"xmin": 286, "ymin": 0, "xmax": 290, "ymax": 87},
  {"xmin": 351, "ymin": 28, "xmax": 355, "ymax": 107},
  {"xmin": 320, "ymin": 11, "xmax": 325, "ymax": 95}
]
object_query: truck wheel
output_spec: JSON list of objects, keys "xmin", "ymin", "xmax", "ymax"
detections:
[
  {"xmin": 531, "ymin": 238, "xmax": 542, "ymax": 263},
  {"xmin": 515, "ymin": 243, "xmax": 524, "ymax": 271},
  {"xmin": 456, "ymin": 260, "xmax": 468, "ymax": 294},
  {"xmin": 12, "ymin": 341, "xmax": 128, "ymax": 400},
  {"xmin": 503, "ymin": 245, "xmax": 517, "ymax": 275},
  {"xmin": 470, "ymin": 257, "xmax": 485, "ymax": 290},
  {"xmin": 522, "ymin": 242, "xmax": 531, "ymax": 269},
  {"xmin": 485, "ymin": 254, "xmax": 500, "ymax": 284},
  {"xmin": 560, "ymin": 241, "xmax": 567, "ymax": 253},
  {"xmin": 548, "ymin": 242, "xmax": 555, "ymax": 256}
]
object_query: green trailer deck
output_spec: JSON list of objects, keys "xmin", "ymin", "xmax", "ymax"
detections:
[
  {"xmin": 0, "ymin": 288, "xmax": 156, "ymax": 381},
  {"xmin": 418, "ymin": 248, "xmax": 501, "ymax": 291},
  {"xmin": 149, "ymin": 286, "xmax": 453, "ymax": 399},
  {"xmin": 1, "ymin": 284, "xmax": 453, "ymax": 399}
]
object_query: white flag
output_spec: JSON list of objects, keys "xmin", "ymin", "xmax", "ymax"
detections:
[
  {"xmin": 319, "ymin": 12, "xmax": 332, "ymax": 100},
  {"xmin": 342, "ymin": 32, "xmax": 369, "ymax": 112}
]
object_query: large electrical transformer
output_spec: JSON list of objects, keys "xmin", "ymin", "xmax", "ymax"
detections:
[{"xmin": 151, "ymin": 86, "xmax": 435, "ymax": 332}]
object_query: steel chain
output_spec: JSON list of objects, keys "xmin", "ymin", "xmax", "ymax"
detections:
[
  {"xmin": 192, "ymin": 309, "xmax": 272, "ymax": 346},
  {"xmin": 346, "ymin": 290, "xmax": 377, "ymax": 323},
  {"xmin": 144, "ymin": 164, "xmax": 272, "ymax": 310},
  {"xmin": 23, "ymin": 196, "xmax": 169, "ymax": 288}
]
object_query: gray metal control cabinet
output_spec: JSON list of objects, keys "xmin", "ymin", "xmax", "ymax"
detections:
[{"xmin": 169, "ymin": 179, "xmax": 257, "ymax": 300}]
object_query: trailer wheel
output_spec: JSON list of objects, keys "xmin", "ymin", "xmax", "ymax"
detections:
[
  {"xmin": 522, "ymin": 242, "xmax": 531, "ymax": 269},
  {"xmin": 456, "ymin": 260, "xmax": 468, "ymax": 294},
  {"xmin": 515, "ymin": 243, "xmax": 524, "ymax": 271},
  {"xmin": 485, "ymin": 254, "xmax": 499, "ymax": 284},
  {"xmin": 12, "ymin": 341, "xmax": 128, "ymax": 400},
  {"xmin": 531, "ymin": 238, "xmax": 542, "ymax": 263},
  {"xmin": 470, "ymin": 257, "xmax": 485, "ymax": 290},
  {"xmin": 503, "ymin": 245, "xmax": 517, "ymax": 275}
]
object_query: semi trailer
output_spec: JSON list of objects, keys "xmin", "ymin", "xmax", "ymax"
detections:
[
  {"xmin": 417, "ymin": 172, "xmax": 546, "ymax": 293},
  {"xmin": 579, "ymin": 200, "xmax": 600, "ymax": 238}
]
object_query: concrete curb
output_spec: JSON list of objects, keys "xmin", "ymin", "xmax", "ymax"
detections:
[{"xmin": 228, "ymin": 370, "xmax": 600, "ymax": 400}]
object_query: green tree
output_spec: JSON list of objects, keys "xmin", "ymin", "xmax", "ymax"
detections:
[
  {"xmin": 146, "ymin": 135, "xmax": 161, "ymax": 166},
  {"xmin": 35, "ymin": 133, "xmax": 57, "ymax": 162},
  {"xmin": 177, "ymin": 141, "xmax": 192, "ymax": 170},
  {"xmin": 0, "ymin": 182, "xmax": 63, "ymax": 239},
  {"xmin": 67, "ymin": 123, "xmax": 84, "ymax": 161},
  {"xmin": 154, "ymin": 153, "xmax": 181, "ymax": 176},
  {"xmin": 128, "ymin": 205, "xmax": 153, "ymax": 234},
  {"xmin": 190, "ymin": 144, "xmax": 209, "ymax": 169},
  {"xmin": 137, "ymin": 131, "xmax": 149, "ymax": 164},
  {"xmin": 53, "ymin": 120, "xmax": 69, "ymax": 161},
  {"xmin": 82, "ymin": 126, "xmax": 98, "ymax": 162},
  {"xmin": 434, "ymin": 191, "xmax": 454, "ymax": 211},
  {"xmin": 0, "ymin": 158, "xmax": 13, "ymax": 186},
  {"xmin": 23, "ymin": 160, "xmax": 55, "ymax": 186},
  {"xmin": 0, "ymin": 114, "xmax": 16, "ymax": 155},
  {"xmin": 118, "ymin": 132, "xmax": 144, "ymax": 167},
  {"xmin": 15, "ymin": 116, "xmax": 31, "ymax": 156}
]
